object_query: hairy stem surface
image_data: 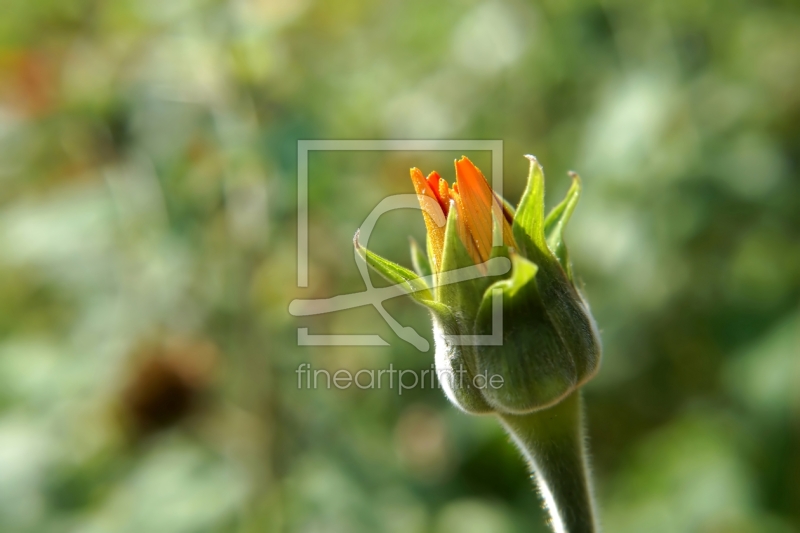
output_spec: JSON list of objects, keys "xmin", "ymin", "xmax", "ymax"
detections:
[{"xmin": 498, "ymin": 391, "xmax": 597, "ymax": 533}]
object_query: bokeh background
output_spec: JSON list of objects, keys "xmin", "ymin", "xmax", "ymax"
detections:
[{"xmin": 1, "ymin": 0, "xmax": 799, "ymax": 531}]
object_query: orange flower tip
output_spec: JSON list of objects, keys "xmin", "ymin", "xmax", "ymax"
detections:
[
  {"xmin": 426, "ymin": 170, "xmax": 441, "ymax": 190},
  {"xmin": 454, "ymin": 156, "xmax": 488, "ymax": 193},
  {"xmin": 454, "ymin": 155, "xmax": 474, "ymax": 171},
  {"xmin": 409, "ymin": 167, "xmax": 432, "ymax": 194},
  {"xmin": 437, "ymin": 178, "xmax": 451, "ymax": 215}
]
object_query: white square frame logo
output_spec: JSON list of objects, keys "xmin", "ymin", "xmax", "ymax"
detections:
[{"xmin": 295, "ymin": 140, "xmax": 505, "ymax": 350}]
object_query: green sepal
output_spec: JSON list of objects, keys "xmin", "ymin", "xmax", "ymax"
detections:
[
  {"xmin": 512, "ymin": 156, "xmax": 548, "ymax": 258},
  {"xmin": 513, "ymin": 155, "xmax": 572, "ymax": 285},
  {"xmin": 436, "ymin": 203, "xmax": 483, "ymax": 318},
  {"xmin": 354, "ymin": 232, "xmax": 436, "ymax": 307},
  {"xmin": 409, "ymin": 237, "xmax": 432, "ymax": 279},
  {"xmin": 473, "ymin": 253, "xmax": 578, "ymax": 413},
  {"xmin": 544, "ymin": 172, "xmax": 581, "ymax": 282}
]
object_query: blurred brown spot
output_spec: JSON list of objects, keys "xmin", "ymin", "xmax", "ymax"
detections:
[
  {"xmin": 0, "ymin": 50, "xmax": 58, "ymax": 116},
  {"xmin": 120, "ymin": 338, "xmax": 217, "ymax": 439},
  {"xmin": 394, "ymin": 404, "xmax": 453, "ymax": 483}
]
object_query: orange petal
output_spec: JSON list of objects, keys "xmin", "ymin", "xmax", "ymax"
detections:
[
  {"xmin": 437, "ymin": 175, "xmax": 451, "ymax": 216},
  {"xmin": 450, "ymin": 187, "xmax": 483, "ymax": 269},
  {"xmin": 425, "ymin": 171, "xmax": 450, "ymax": 215},
  {"xmin": 426, "ymin": 171, "xmax": 440, "ymax": 194},
  {"xmin": 410, "ymin": 167, "xmax": 447, "ymax": 272},
  {"xmin": 453, "ymin": 156, "xmax": 515, "ymax": 264}
]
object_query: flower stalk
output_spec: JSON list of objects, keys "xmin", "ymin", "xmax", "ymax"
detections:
[
  {"xmin": 499, "ymin": 391, "xmax": 597, "ymax": 533},
  {"xmin": 356, "ymin": 155, "xmax": 602, "ymax": 532}
]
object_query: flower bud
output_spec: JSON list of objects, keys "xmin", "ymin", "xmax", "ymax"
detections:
[{"xmin": 356, "ymin": 155, "xmax": 600, "ymax": 415}]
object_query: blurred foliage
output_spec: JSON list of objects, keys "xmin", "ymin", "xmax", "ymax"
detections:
[{"xmin": 1, "ymin": 0, "xmax": 799, "ymax": 532}]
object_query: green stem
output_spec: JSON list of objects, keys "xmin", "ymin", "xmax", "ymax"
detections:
[{"xmin": 497, "ymin": 391, "xmax": 598, "ymax": 533}]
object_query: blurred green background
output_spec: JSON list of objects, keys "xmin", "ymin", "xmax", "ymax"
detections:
[{"xmin": 1, "ymin": 0, "xmax": 799, "ymax": 531}]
